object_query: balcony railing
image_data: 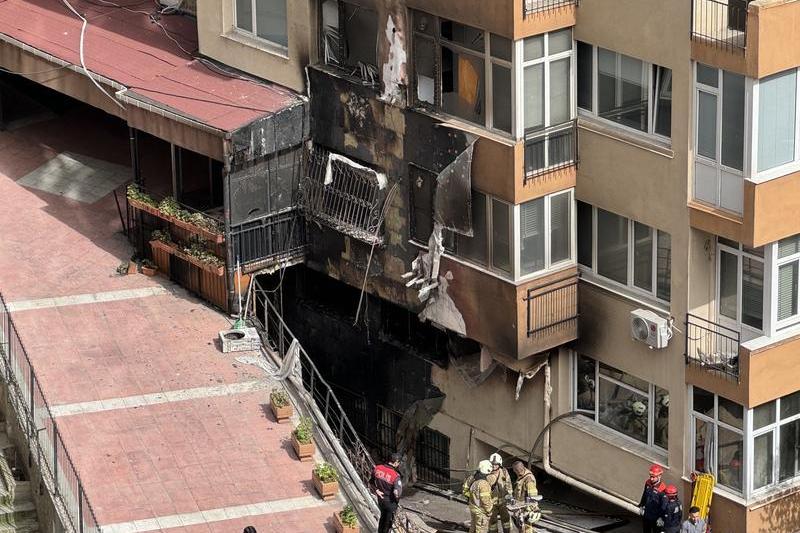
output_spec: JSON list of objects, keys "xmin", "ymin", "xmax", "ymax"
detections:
[
  {"xmin": 230, "ymin": 210, "xmax": 307, "ymax": 272},
  {"xmin": 525, "ymin": 277, "xmax": 578, "ymax": 338},
  {"xmin": 692, "ymin": 0, "xmax": 752, "ymax": 52},
  {"xmin": 686, "ymin": 313, "xmax": 741, "ymax": 381},
  {"xmin": 523, "ymin": 120, "xmax": 578, "ymax": 185},
  {"xmin": 523, "ymin": 0, "xmax": 578, "ymax": 17}
]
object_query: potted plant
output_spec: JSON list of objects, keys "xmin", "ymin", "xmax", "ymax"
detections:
[
  {"xmin": 128, "ymin": 255, "xmax": 139, "ymax": 275},
  {"xmin": 270, "ymin": 389, "xmax": 293, "ymax": 423},
  {"xmin": 291, "ymin": 416, "xmax": 315, "ymax": 461},
  {"xmin": 312, "ymin": 462, "xmax": 339, "ymax": 500},
  {"xmin": 141, "ymin": 259, "xmax": 157, "ymax": 276},
  {"xmin": 334, "ymin": 505, "xmax": 360, "ymax": 533}
]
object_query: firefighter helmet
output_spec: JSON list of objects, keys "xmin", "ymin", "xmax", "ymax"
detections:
[
  {"xmin": 478, "ymin": 460, "xmax": 493, "ymax": 475},
  {"xmin": 666, "ymin": 485, "xmax": 678, "ymax": 497},
  {"xmin": 649, "ymin": 464, "xmax": 664, "ymax": 476},
  {"xmin": 489, "ymin": 453, "xmax": 503, "ymax": 466}
]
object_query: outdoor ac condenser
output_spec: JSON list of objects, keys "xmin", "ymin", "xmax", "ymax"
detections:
[{"xmin": 630, "ymin": 309, "xmax": 671, "ymax": 349}]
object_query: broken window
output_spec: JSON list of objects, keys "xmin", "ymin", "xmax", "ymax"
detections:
[
  {"xmin": 321, "ymin": 0, "xmax": 379, "ymax": 85},
  {"xmin": 409, "ymin": 165, "xmax": 455, "ymax": 248},
  {"xmin": 411, "ymin": 10, "xmax": 512, "ymax": 134},
  {"xmin": 300, "ymin": 145, "xmax": 386, "ymax": 244}
]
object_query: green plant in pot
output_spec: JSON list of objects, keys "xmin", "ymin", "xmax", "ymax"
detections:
[
  {"xmin": 140, "ymin": 259, "xmax": 157, "ymax": 276},
  {"xmin": 270, "ymin": 388, "xmax": 292, "ymax": 423},
  {"xmin": 335, "ymin": 505, "xmax": 359, "ymax": 532},
  {"xmin": 291, "ymin": 416, "xmax": 315, "ymax": 461},
  {"xmin": 312, "ymin": 462, "xmax": 340, "ymax": 500}
]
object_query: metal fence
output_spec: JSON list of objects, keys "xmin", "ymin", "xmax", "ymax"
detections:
[
  {"xmin": 0, "ymin": 293, "xmax": 99, "ymax": 533},
  {"xmin": 251, "ymin": 282, "xmax": 429, "ymax": 533},
  {"xmin": 230, "ymin": 210, "xmax": 307, "ymax": 271},
  {"xmin": 525, "ymin": 278, "xmax": 579, "ymax": 338},
  {"xmin": 524, "ymin": 120, "xmax": 578, "ymax": 184},
  {"xmin": 692, "ymin": 0, "xmax": 750, "ymax": 52},
  {"xmin": 686, "ymin": 313, "xmax": 741, "ymax": 381},
  {"xmin": 524, "ymin": 0, "xmax": 577, "ymax": 17}
]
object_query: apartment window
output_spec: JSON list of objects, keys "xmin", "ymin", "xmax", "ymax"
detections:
[
  {"xmin": 692, "ymin": 387, "xmax": 744, "ymax": 493},
  {"xmin": 577, "ymin": 42, "xmax": 672, "ymax": 139},
  {"xmin": 320, "ymin": 1, "xmax": 378, "ymax": 83},
  {"xmin": 451, "ymin": 190, "xmax": 512, "ymax": 274},
  {"xmin": 694, "ymin": 64, "xmax": 745, "ymax": 213},
  {"xmin": 519, "ymin": 190, "xmax": 573, "ymax": 276},
  {"xmin": 577, "ymin": 202, "xmax": 671, "ymax": 302},
  {"xmin": 717, "ymin": 238, "xmax": 764, "ymax": 332},
  {"xmin": 522, "ymin": 29, "xmax": 573, "ymax": 132},
  {"xmin": 412, "ymin": 11, "xmax": 513, "ymax": 133},
  {"xmin": 757, "ymin": 69, "xmax": 800, "ymax": 173},
  {"xmin": 575, "ymin": 354, "xmax": 669, "ymax": 449},
  {"xmin": 235, "ymin": 0, "xmax": 288, "ymax": 48},
  {"xmin": 752, "ymin": 391, "xmax": 800, "ymax": 492},
  {"xmin": 777, "ymin": 234, "xmax": 800, "ymax": 325}
]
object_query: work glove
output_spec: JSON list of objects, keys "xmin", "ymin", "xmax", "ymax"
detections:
[
  {"xmin": 656, "ymin": 518, "xmax": 664, "ymax": 528},
  {"xmin": 639, "ymin": 507, "xmax": 645, "ymax": 516}
]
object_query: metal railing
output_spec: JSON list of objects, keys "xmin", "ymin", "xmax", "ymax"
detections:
[
  {"xmin": 524, "ymin": 0, "xmax": 577, "ymax": 17},
  {"xmin": 686, "ymin": 314, "xmax": 741, "ymax": 381},
  {"xmin": 0, "ymin": 293, "xmax": 99, "ymax": 533},
  {"xmin": 230, "ymin": 210, "xmax": 307, "ymax": 271},
  {"xmin": 692, "ymin": 0, "xmax": 751, "ymax": 52},
  {"xmin": 250, "ymin": 282, "xmax": 429, "ymax": 533},
  {"xmin": 525, "ymin": 278, "xmax": 578, "ymax": 338},
  {"xmin": 524, "ymin": 120, "xmax": 578, "ymax": 184}
]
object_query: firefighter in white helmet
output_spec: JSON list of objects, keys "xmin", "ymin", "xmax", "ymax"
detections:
[
  {"xmin": 486, "ymin": 453, "xmax": 512, "ymax": 532},
  {"xmin": 468, "ymin": 460, "xmax": 495, "ymax": 533}
]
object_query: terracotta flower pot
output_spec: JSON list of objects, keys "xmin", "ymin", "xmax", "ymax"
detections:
[
  {"xmin": 141, "ymin": 265, "xmax": 157, "ymax": 276},
  {"xmin": 271, "ymin": 400, "xmax": 293, "ymax": 423},
  {"xmin": 333, "ymin": 511, "xmax": 360, "ymax": 533},
  {"xmin": 128, "ymin": 260, "xmax": 138, "ymax": 275},
  {"xmin": 312, "ymin": 471, "xmax": 339, "ymax": 500},
  {"xmin": 291, "ymin": 433, "xmax": 315, "ymax": 462}
]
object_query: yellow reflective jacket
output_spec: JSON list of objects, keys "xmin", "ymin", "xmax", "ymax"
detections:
[
  {"xmin": 462, "ymin": 471, "xmax": 476, "ymax": 498},
  {"xmin": 514, "ymin": 469, "xmax": 538, "ymax": 501},
  {"xmin": 487, "ymin": 467, "xmax": 513, "ymax": 503},
  {"xmin": 468, "ymin": 478, "xmax": 494, "ymax": 515}
]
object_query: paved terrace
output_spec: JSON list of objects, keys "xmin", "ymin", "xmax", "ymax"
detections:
[{"xmin": 0, "ymin": 109, "xmax": 339, "ymax": 531}]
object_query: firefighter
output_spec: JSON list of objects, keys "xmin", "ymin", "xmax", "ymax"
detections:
[
  {"xmin": 486, "ymin": 453, "xmax": 513, "ymax": 532},
  {"xmin": 660, "ymin": 485, "xmax": 683, "ymax": 533},
  {"xmin": 511, "ymin": 461, "xmax": 541, "ymax": 533},
  {"xmin": 462, "ymin": 466, "xmax": 479, "ymax": 499},
  {"xmin": 469, "ymin": 460, "xmax": 494, "ymax": 533},
  {"xmin": 638, "ymin": 464, "xmax": 667, "ymax": 533}
]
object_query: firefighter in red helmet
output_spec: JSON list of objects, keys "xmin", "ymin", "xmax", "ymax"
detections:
[
  {"xmin": 660, "ymin": 484, "xmax": 683, "ymax": 533},
  {"xmin": 638, "ymin": 464, "xmax": 667, "ymax": 533}
]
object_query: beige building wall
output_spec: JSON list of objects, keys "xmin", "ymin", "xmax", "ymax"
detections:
[{"xmin": 196, "ymin": 0, "xmax": 315, "ymax": 93}]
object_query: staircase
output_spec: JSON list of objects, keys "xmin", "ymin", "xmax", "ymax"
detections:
[{"xmin": 0, "ymin": 423, "xmax": 39, "ymax": 533}]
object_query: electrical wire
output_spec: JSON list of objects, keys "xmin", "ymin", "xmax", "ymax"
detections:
[{"xmin": 60, "ymin": 0, "xmax": 125, "ymax": 110}]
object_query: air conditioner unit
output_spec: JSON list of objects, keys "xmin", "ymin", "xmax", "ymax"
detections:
[{"xmin": 630, "ymin": 309, "xmax": 671, "ymax": 349}]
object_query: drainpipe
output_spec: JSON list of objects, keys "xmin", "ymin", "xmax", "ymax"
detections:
[{"xmin": 541, "ymin": 362, "xmax": 642, "ymax": 516}]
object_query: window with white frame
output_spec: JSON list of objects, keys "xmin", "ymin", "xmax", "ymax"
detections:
[
  {"xmin": 521, "ymin": 29, "xmax": 573, "ymax": 132},
  {"xmin": 577, "ymin": 202, "xmax": 671, "ymax": 302},
  {"xmin": 752, "ymin": 391, "xmax": 800, "ymax": 492},
  {"xmin": 691, "ymin": 387, "xmax": 744, "ymax": 494},
  {"xmin": 519, "ymin": 190, "xmax": 572, "ymax": 276},
  {"xmin": 577, "ymin": 42, "xmax": 672, "ymax": 139},
  {"xmin": 693, "ymin": 63, "xmax": 746, "ymax": 213},
  {"xmin": 429, "ymin": 189, "xmax": 574, "ymax": 279},
  {"xmin": 575, "ymin": 354, "xmax": 669, "ymax": 449},
  {"xmin": 777, "ymin": 234, "xmax": 800, "ymax": 326},
  {"xmin": 717, "ymin": 238, "xmax": 764, "ymax": 333},
  {"xmin": 757, "ymin": 68, "xmax": 800, "ymax": 174},
  {"xmin": 235, "ymin": 0, "xmax": 288, "ymax": 48},
  {"xmin": 411, "ymin": 11, "xmax": 513, "ymax": 133}
]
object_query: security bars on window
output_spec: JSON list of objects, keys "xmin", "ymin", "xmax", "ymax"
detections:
[{"xmin": 300, "ymin": 146, "xmax": 385, "ymax": 245}]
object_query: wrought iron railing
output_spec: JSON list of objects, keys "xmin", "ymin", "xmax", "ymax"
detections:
[
  {"xmin": 229, "ymin": 210, "xmax": 307, "ymax": 271},
  {"xmin": 523, "ymin": 0, "xmax": 577, "ymax": 17},
  {"xmin": 692, "ymin": 0, "xmax": 751, "ymax": 52},
  {"xmin": 525, "ymin": 278, "xmax": 578, "ymax": 338},
  {"xmin": 250, "ymin": 282, "xmax": 429, "ymax": 533},
  {"xmin": 686, "ymin": 314, "xmax": 741, "ymax": 381},
  {"xmin": 0, "ymin": 293, "xmax": 99, "ymax": 533},
  {"xmin": 300, "ymin": 146, "xmax": 385, "ymax": 245},
  {"xmin": 524, "ymin": 120, "xmax": 578, "ymax": 184}
]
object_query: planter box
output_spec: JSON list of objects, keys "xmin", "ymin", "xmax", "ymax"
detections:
[
  {"xmin": 271, "ymin": 401, "xmax": 293, "ymax": 423},
  {"xmin": 150, "ymin": 239, "xmax": 224, "ymax": 276},
  {"xmin": 291, "ymin": 433, "xmax": 315, "ymax": 462},
  {"xmin": 218, "ymin": 327, "xmax": 261, "ymax": 353},
  {"xmin": 312, "ymin": 471, "xmax": 339, "ymax": 500},
  {"xmin": 129, "ymin": 197, "xmax": 224, "ymax": 243},
  {"xmin": 333, "ymin": 512, "xmax": 360, "ymax": 533},
  {"xmin": 141, "ymin": 265, "xmax": 157, "ymax": 276}
]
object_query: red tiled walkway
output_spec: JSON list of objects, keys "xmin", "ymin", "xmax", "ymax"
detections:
[{"xmin": 0, "ymin": 110, "xmax": 339, "ymax": 531}]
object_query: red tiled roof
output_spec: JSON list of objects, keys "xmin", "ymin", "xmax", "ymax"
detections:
[{"xmin": 0, "ymin": 0, "xmax": 300, "ymax": 132}]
